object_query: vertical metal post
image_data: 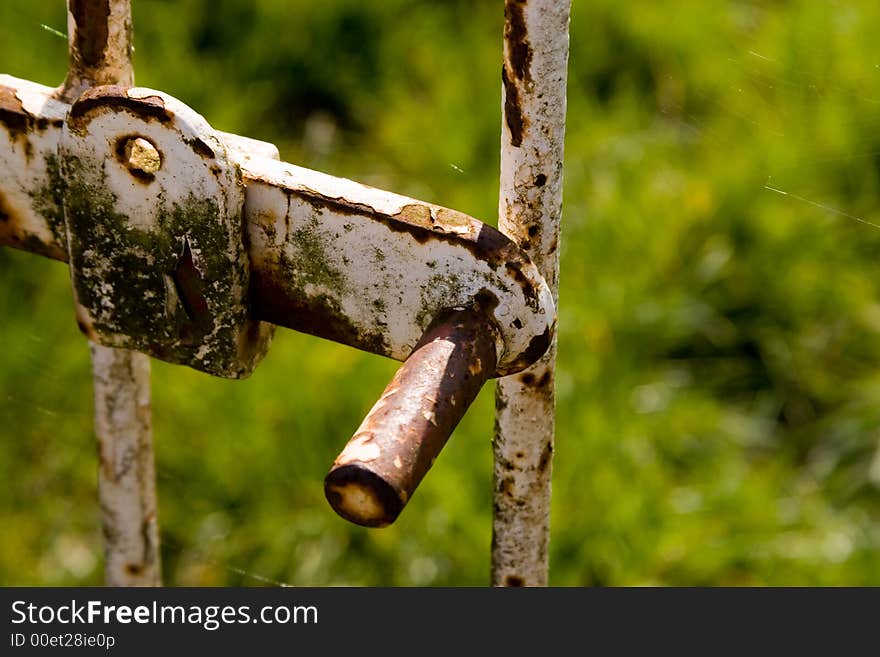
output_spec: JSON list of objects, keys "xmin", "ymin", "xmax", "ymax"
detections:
[
  {"xmin": 58, "ymin": 0, "xmax": 134, "ymax": 103},
  {"xmin": 60, "ymin": 0, "xmax": 161, "ymax": 586},
  {"xmin": 90, "ymin": 344, "xmax": 161, "ymax": 585},
  {"xmin": 492, "ymin": 0, "xmax": 571, "ymax": 586}
]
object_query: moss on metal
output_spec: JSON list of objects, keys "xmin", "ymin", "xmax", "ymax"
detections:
[
  {"xmin": 28, "ymin": 152, "xmax": 68, "ymax": 251},
  {"xmin": 62, "ymin": 153, "xmax": 268, "ymax": 378}
]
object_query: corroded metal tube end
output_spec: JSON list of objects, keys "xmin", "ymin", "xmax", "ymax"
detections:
[
  {"xmin": 324, "ymin": 464, "xmax": 402, "ymax": 528},
  {"xmin": 324, "ymin": 308, "xmax": 498, "ymax": 527}
]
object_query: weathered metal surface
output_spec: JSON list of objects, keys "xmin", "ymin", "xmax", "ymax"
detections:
[
  {"xmin": 217, "ymin": 130, "xmax": 280, "ymax": 163},
  {"xmin": 1, "ymin": 58, "xmax": 559, "ymax": 544},
  {"xmin": 0, "ymin": 77, "xmax": 68, "ymax": 260},
  {"xmin": 59, "ymin": 0, "xmax": 161, "ymax": 588},
  {"xmin": 242, "ymin": 157, "xmax": 552, "ymax": 375},
  {"xmin": 492, "ymin": 0, "xmax": 571, "ymax": 587},
  {"xmin": 325, "ymin": 309, "xmax": 497, "ymax": 527},
  {"xmin": 60, "ymin": 84, "xmax": 273, "ymax": 378},
  {"xmin": 58, "ymin": 0, "xmax": 134, "ymax": 104},
  {"xmin": 91, "ymin": 343, "xmax": 161, "ymax": 586},
  {"xmin": 0, "ymin": 75, "xmax": 555, "ymax": 377}
]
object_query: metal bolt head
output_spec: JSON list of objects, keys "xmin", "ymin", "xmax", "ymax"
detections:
[{"xmin": 121, "ymin": 137, "xmax": 161, "ymax": 178}]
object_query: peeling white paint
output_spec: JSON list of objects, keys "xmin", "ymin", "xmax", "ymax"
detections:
[
  {"xmin": 64, "ymin": 0, "xmax": 158, "ymax": 588},
  {"xmin": 91, "ymin": 343, "xmax": 160, "ymax": 586},
  {"xmin": 243, "ymin": 156, "xmax": 553, "ymax": 372},
  {"xmin": 493, "ymin": 0, "xmax": 571, "ymax": 587},
  {"xmin": 1, "ymin": 75, "xmax": 554, "ymax": 376}
]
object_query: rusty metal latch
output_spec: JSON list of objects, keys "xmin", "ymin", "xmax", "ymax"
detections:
[{"xmin": 0, "ymin": 74, "xmax": 556, "ymax": 526}]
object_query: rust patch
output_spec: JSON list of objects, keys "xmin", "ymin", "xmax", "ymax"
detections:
[
  {"xmin": 324, "ymin": 465, "xmax": 401, "ymax": 528},
  {"xmin": 69, "ymin": 86, "xmax": 173, "ymax": 130},
  {"xmin": 504, "ymin": 0, "xmax": 532, "ymax": 82},
  {"xmin": 501, "ymin": 0, "xmax": 531, "ymax": 149},
  {"xmin": 0, "ymin": 191, "xmax": 9, "ymax": 223},
  {"xmin": 124, "ymin": 562, "xmax": 144, "ymax": 576},
  {"xmin": 499, "ymin": 327, "xmax": 551, "ymax": 375},
  {"xmin": 523, "ymin": 328, "xmax": 551, "ymax": 363},
  {"xmin": 505, "ymin": 260, "xmax": 538, "ymax": 305},
  {"xmin": 71, "ymin": 0, "xmax": 111, "ymax": 67},
  {"xmin": 538, "ymin": 440, "xmax": 553, "ymax": 472},
  {"xmin": 474, "ymin": 287, "xmax": 500, "ymax": 315},
  {"xmin": 502, "ymin": 66, "xmax": 527, "ymax": 147},
  {"xmin": 0, "ymin": 86, "xmax": 28, "ymax": 139},
  {"xmin": 0, "ymin": 85, "xmax": 57, "ymax": 152},
  {"xmin": 76, "ymin": 317, "xmax": 92, "ymax": 337},
  {"xmin": 1, "ymin": 231, "xmax": 68, "ymax": 261},
  {"xmin": 519, "ymin": 369, "xmax": 551, "ymax": 388},
  {"xmin": 395, "ymin": 203, "xmax": 433, "ymax": 229},
  {"xmin": 190, "ymin": 137, "xmax": 215, "ymax": 160},
  {"xmin": 287, "ymin": 188, "xmax": 375, "ymax": 218}
]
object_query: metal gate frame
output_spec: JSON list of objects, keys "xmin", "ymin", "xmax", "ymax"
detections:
[{"xmin": 0, "ymin": 0, "xmax": 570, "ymax": 587}]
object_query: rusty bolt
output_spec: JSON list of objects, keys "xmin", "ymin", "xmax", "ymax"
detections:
[
  {"xmin": 324, "ymin": 308, "xmax": 498, "ymax": 527},
  {"xmin": 118, "ymin": 136, "xmax": 161, "ymax": 178}
]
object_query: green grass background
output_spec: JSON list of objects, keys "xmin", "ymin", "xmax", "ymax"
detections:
[{"xmin": 3, "ymin": 0, "xmax": 880, "ymax": 585}]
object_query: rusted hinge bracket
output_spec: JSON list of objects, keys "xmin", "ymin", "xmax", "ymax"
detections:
[{"xmin": 0, "ymin": 74, "xmax": 555, "ymax": 525}]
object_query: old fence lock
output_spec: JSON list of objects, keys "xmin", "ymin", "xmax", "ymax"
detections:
[
  {"xmin": 0, "ymin": 76, "xmax": 556, "ymax": 525},
  {"xmin": 61, "ymin": 85, "xmax": 274, "ymax": 378}
]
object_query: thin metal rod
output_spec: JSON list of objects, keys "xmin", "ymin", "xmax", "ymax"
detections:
[
  {"xmin": 63, "ymin": 0, "xmax": 161, "ymax": 585},
  {"xmin": 90, "ymin": 343, "xmax": 160, "ymax": 585},
  {"xmin": 493, "ymin": 0, "xmax": 571, "ymax": 586},
  {"xmin": 325, "ymin": 309, "xmax": 498, "ymax": 527},
  {"xmin": 58, "ymin": 0, "xmax": 134, "ymax": 104}
]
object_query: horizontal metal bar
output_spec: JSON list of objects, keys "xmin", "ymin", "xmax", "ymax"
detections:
[{"xmin": 0, "ymin": 75, "xmax": 554, "ymax": 376}]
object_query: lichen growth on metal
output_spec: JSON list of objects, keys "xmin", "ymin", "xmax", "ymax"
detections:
[
  {"xmin": 1, "ymin": 75, "xmax": 554, "ymax": 379},
  {"xmin": 28, "ymin": 152, "xmax": 68, "ymax": 250},
  {"xmin": 60, "ymin": 85, "xmax": 272, "ymax": 378},
  {"xmin": 63, "ymin": 153, "xmax": 267, "ymax": 377},
  {"xmin": 285, "ymin": 207, "xmax": 346, "ymax": 292}
]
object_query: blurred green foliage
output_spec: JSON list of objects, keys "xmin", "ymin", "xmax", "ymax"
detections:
[{"xmin": 2, "ymin": 0, "xmax": 880, "ymax": 585}]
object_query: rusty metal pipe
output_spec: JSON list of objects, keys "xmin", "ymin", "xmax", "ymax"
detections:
[{"xmin": 324, "ymin": 309, "xmax": 498, "ymax": 527}]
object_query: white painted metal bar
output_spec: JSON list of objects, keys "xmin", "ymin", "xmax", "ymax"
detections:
[
  {"xmin": 0, "ymin": 75, "xmax": 554, "ymax": 378},
  {"xmin": 493, "ymin": 0, "xmax": 571, "ymax": 587},
  {"xmin": 63, "ymin": 0, "xmax": 161, "ymax": 586}
]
